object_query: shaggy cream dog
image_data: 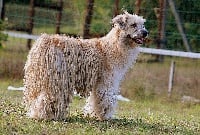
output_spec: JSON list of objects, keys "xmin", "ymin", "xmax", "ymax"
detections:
[{"xmin": 23, "ymin": 11, "xmax": 148, "ymax": 120}]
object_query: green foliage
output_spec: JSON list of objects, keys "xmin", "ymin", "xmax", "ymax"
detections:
[
  {"xmin": 0, "ymin": 20, "xmax": 7, "ymax": 47},
  {"xmin": 5, "ymin": 0, "xmax": 55, "ymax": 5},
  {"xmin": 165, "ymin": 0, "xmax": 200, "ymax": 52},
  {"xmin": 91, "ymin": 3, "xmax": 112, "ymax": 35},
  {"xmin": 4, "ymin": 0, "xmax": 200, "ymax": 52}
]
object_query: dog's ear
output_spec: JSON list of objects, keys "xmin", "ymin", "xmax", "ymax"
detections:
[{"xmin": 111, "ymin": 14, "xmax": 128, "ymax": 30}]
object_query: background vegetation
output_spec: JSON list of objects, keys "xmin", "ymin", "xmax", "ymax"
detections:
[
  {"xmin": 4, "ymin": 0, "xmax": 200, "ymax": 52},
  {"xmin": 0, "ymin": 20, "xmax": 7, "ymax": 47},
  {"xmin": 0, "ymin": 0, "xmax": 200, "ymax": 134}
]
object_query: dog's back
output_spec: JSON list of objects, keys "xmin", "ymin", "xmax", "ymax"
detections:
[{"xmin": 24, "ymin": 34, "xmax": 105, "ymax": 98}]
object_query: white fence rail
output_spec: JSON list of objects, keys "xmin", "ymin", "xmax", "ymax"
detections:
[
  {"xmin": 139, "ymin": 47, "xmax": 200, "ymax": 59},
  {"xmin": 3, "ymin": 31, "xmax": 39, "ymax": 40},
  {"xmin": 3, "ymin": 31, "xmax": 200, "ymax": 59}
]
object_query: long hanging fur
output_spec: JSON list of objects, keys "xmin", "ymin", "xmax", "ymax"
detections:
[{"xmin": 23, "ymin": 11, "xmax": 148, "ymax": 120}]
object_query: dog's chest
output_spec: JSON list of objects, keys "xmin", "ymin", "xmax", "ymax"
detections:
[{"xmin": 111, "ymin": 48, "xmax": 139, "ymax": 90}]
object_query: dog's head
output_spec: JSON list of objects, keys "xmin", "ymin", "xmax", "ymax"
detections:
[{"xmin": 112, "ymin": 11, "xmax": 148, "ymax": 46}]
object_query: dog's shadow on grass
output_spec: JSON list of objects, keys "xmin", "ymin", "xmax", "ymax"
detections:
[{"xmin": 63, "ymin": 115, "xmax": 184, "ymax": 133}]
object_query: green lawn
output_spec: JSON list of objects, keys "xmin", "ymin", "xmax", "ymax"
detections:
[
  {"xmin": 1, "ymin": 35, "xmax": 200, "ymax": 134},
  {"xmin": 0, "ymin": 79, "xmax": 199, "ymax": 135}
]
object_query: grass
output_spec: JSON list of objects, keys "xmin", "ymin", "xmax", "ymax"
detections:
[
  {"xmin": 0, "ymin": 37, "xmax": 27, "ymax": 79},
  {"xmin": 1, "ymin": 14, "xmax": 200, "ymax": 134},
  {"xmin": 0, "ymin": 79, "xmax": 200, "ymax": 134},
  {"xmin": 121, "ymin": 55, "xmax": 200, "ymax": 100},
  {"xmin": 0, "ymin": 37, "xmax": 200, "ymax": 134}
]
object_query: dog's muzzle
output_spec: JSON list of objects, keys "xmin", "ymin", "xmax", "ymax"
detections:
[{"xmin": 132, "ymin": 29, "xmax": 148, "ymax": 44}]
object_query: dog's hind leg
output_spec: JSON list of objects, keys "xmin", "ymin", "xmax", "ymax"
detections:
[
  {"xmin": 27, "ymin": 89, "xmax": 71, "ymax": 120},
  {"xmin": 27, "ymin": 92, "xmax": 56, "ymax": 120}
]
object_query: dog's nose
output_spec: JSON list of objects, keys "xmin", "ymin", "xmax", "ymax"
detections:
[{"xmin": 142, "ymin": 30, "xmax": 148, "ymax": 38}]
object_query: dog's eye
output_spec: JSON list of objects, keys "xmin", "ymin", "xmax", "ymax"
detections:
[{"xmin": 130, "ymin": 23, "xmax": 137, "ymax": 28}]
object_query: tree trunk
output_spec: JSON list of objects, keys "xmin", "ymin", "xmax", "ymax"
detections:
[{"xmin": 83, "ymin": 0, "xmax": 94, "ymax": 39}]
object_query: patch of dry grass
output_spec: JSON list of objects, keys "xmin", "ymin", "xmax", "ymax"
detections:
[
  {"xmin": 0, "ymin": 37, "xmax": 27, "ymax": 79},
  {"xmin": 121, "ymin": 54, "xmax": 200, "ymax": 99}
]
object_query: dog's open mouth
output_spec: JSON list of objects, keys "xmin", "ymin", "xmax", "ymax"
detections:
[
  {"xmin": 127, "ymin": 35, "xmax": 145, "ymax": 45},
  {"xmin": 133, "ymin": 38, "xmax": 145, "ymax": 44}
]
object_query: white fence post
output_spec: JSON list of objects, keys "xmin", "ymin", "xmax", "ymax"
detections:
[{"xmin": 168, "ymin": 60, "xmax": 175, "ymax": 98}]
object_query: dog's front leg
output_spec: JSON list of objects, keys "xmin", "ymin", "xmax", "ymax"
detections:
[{"xmin": 83, "ymin": 86, "xmax": 118, "ymax": 120}]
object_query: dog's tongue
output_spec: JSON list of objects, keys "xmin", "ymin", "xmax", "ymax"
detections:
[{"xmin": 135, "ymin": 38, "xmax": 143, "ymax": 44}]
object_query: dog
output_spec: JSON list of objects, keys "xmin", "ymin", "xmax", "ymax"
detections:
[{"xmin": 23, "ymin": 11, "xmax": 148, "ymax": 120}]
